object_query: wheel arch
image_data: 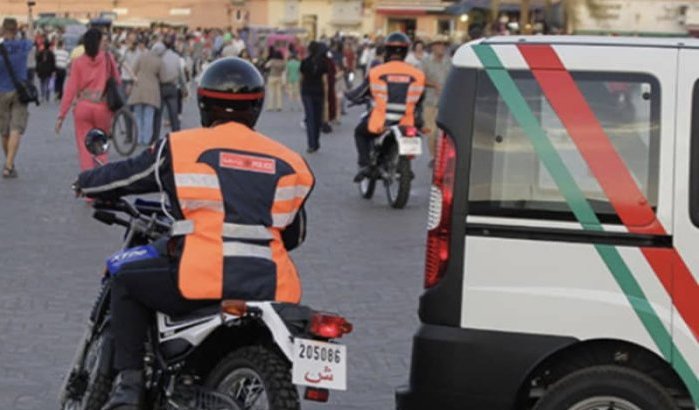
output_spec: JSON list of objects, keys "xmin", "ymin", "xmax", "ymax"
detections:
[
  {"xmin": 514, "ymin": 338, "xmax": 693, "ymax": 409},
  {"xmin": 185, "ymin": 321, "xmax": 286, "ymax": 379}
]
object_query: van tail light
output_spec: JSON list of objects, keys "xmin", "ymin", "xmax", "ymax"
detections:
[
  {"xmin": 309, "ymin": 313, "xmax": 353, "ymax": 339},
  {"xmin": 425, "ymin": 132, "xmax": 456, "ymax": 288}
]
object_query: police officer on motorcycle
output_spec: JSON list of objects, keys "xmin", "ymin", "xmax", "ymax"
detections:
[
  {"xmin": 73, "ymin": 58, "xmax": 315, "ymax": 410},
  {"xmin": 346, "ymin": 32, "xmax": 425, "ymax": 182}
]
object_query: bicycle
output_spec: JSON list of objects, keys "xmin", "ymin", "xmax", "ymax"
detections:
[{"xmin": 110, "ymin": 107, "xmax": 139, "ymax": 157}]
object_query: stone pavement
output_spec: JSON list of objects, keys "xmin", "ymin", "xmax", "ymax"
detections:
[{"xmin": 0, "ymin": 97, "xmax": 432, "ymax": 410}]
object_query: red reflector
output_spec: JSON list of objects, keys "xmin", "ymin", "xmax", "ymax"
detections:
[
  {"xmin": 425, "ymin": 132, "xmax": 456, "ymax": 288},
  {"xmin": 304, "ymin": 387, "xmax": 330, "ymax": 402},
  {"xmin": 404, "ymin": 126, "xmax": 418, "ymax": 137},
  {"xmin": 309, "ymin": 313, "xmax": 353, "ymax": 339}
]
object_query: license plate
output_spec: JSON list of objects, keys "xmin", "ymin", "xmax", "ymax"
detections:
[
  {"xmin": 397, "ymin": 137, "xmax": 422, "ymax": 156},
  {"xmin": 292, "ymin": 338, "xmax": 347, "ymax": 390}
]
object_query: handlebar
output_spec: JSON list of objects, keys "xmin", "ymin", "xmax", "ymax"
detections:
[{"xmin": 91, "ymin": 198, "xmax": 171, "ymax": 239}]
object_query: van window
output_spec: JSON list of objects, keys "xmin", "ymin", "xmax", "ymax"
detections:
[
  {"xmin": 690, "ymin": 80, "xmax": 699, "ymax": 227},
  {"xmin": 468, "ymin": 71, "xmax": 660, "ymax": 225}
]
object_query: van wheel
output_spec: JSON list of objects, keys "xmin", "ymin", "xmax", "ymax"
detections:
[{"xmin": 533, "ymin": 365, "xmax": 679, "ymax": 410}]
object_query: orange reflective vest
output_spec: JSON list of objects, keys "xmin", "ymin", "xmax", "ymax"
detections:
[
  {"xmin": 368, "ymin": 61, "xmax": 426, "ymax": 134},
  {"xmin": 168, "ymin": 122, "xmax": 314, "ymax": 302}
]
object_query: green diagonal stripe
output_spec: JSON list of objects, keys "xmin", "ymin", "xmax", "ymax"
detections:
[{"xmin": 472, "ymin": 44, "xmax": 699, "ymax": 405}]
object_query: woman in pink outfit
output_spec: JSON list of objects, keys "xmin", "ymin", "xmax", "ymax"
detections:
[{"xmin": 56, "ymin": 29, "xmax": 120, "ymax": 171}]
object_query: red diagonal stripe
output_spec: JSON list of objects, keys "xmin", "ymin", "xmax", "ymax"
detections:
[{"xmin": 518, "ymin": 44, "xmax": 698, "ymax": 341}]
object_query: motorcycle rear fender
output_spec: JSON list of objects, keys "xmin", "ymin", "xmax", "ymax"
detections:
[{"xmin": 157, "ymin": 302, "xmax": 297, "ymax": 362}]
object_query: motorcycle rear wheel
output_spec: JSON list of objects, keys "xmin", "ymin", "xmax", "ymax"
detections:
[
  {"xmin": 385, "ymin": 153, "xmax": 412, "ymax": 209},
  {"xmin": 207, "ymin": 346, "xmax": 299, "ymax": 410}
]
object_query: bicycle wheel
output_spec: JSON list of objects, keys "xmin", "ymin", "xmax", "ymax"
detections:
[{"xmin": 111, "ymin": 108, "xmax": 138, "ymax": 157}]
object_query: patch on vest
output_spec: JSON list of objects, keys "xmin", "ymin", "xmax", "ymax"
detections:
[
  {"xmin": 220, "ymin": 152, "xmax": 276, "ymax": 174},
  {"xmin": 385, "ymin": 75, "xmax": 411, "ymax": 83}
]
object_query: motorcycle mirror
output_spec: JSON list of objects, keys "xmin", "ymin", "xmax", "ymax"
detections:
[{"xmin": 85, "ymin": 128, "xmax": 110, "ymax": 157}]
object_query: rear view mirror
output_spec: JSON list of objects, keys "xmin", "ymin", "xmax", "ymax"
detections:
[{"xmin": 85, "ymin": 128, "xmax": 110, "ymax": 156}]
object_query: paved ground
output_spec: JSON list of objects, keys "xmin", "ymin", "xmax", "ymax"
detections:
[{"xmin": 0, "ymin": 96, "xmax": 432, "ymax": 410}]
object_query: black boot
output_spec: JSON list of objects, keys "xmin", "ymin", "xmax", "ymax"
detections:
[{"xmin": 101, "ymin": 369, "xmax": 144, "ymax": 410}]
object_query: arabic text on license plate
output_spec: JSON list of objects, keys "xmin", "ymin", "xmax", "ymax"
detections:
[
  {"xmin": 292, "ymin": 338, "xmax": 347, "ymax": 391},
  {"xmin": 398, "ymin": 137, "xmax": 422, "ymax": 156}
]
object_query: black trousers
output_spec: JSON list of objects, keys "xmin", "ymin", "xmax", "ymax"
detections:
[
  {"xmin": 302, "ymin": 93, "xmax": 324, "ymax": 150},
  {"xmin": 153, "ymin": 83, "xmax": 181, "ymax": 140},
  {"xmin": 111, "ymin": 254, "xmax": 217, "ymax": 370},
  {"xmin": 55, "ymin": 68, "xmax": 66, "ymax": 100},
  {"xmin": 354, "ymin": 116, "xmax": 380, "ymax": 167}
]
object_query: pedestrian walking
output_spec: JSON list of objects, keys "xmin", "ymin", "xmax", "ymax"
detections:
[
  {"xmin": 26, "ymin": 41, "xmax": 36, "ymax": 85},
  {"xmin": 265, "ymin": 50, "xmax": 285, "ymax": 111},
  {"xmin": 422, "ymin": 35, "xmax": 451, "ymax": 166},
  {"xmin": 0, "ymin": 10, "xmax": 35, "ymax": 179},
  {"xmin": 405, "ymin": 39, "xmax": 426, "ymax": 70},
  {"xmin": 36, "ymin": 40, "xmax": 56, "ymax": 102},
  {"xmin": 300, "ymin": 41, "xmax": 328, "ymax": 153},
  {"xmin": 119, "ymin": 33, "xmax": 141, "ymax": 97},
  {"xmin": 54, "ymin": 40, "xmax": 69, "ymax": 100},
  {"xmin": 128, "ymin": 41, "xmax": 162, "ymax": 146},
  {"xmin": 285, "ymin": 53, "xmax": 302, "ymax": 111},
  {"xmin": 56, "ymin": 28, "xmax": 121, "ymax": 171},
  {"xmin": 153, "ymin": 40, "xmax": 185, "ymax": 139}
]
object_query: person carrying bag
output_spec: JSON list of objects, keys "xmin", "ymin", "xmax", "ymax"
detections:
[{"xmin": 0, "ymin": 43, "xmax": 39, "ymax": 106}]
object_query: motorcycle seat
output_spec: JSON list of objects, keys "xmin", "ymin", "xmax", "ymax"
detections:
[{"xmin": 167, "ymin": 304, "xmax": 220, "ymax": 323}]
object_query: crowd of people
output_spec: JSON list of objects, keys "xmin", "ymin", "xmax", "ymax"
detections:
[{"xmin": 1, "ymin": 0, "xmax": 458, "ymax": 179}]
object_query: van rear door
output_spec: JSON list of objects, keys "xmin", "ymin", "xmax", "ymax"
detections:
[
  {"xmin": 671, "ymin": 47, "xmax": 699, "ymax": 397},
  {"xmin": 460, "ymin": 41, "xmax": 677, "ymax": 356}
]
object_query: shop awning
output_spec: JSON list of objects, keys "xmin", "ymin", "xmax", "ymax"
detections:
[
  {"xmin": 444, "ymin": 0, "xmax": 548, "ymax": 16},
  {"xmin": 376, "ymin": 3, "xmax": 448, "ymax": 15}
]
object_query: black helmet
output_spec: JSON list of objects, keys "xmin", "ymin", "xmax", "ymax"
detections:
[
  {"xmin": 197, "ymin": 57, "xmax": 265, "ymax": 128},
  {"xmin": 384, "ymin": 32, "xmax": 411, "ymax": 61}
]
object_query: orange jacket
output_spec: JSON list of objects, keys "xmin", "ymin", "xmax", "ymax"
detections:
[
  {"xmin": 368, "ymin": 60, "xmax": 425, "ymax": 134},
  {"xmin": 169, "ymin": 122, "xmax": 314, "ymax": 302}
]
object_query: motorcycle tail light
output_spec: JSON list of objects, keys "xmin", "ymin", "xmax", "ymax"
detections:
[
  {"xmin": 309, "ymin": 313, "xmax": 353, "ymax": 339},
  {"xmin": 221, "ymin": 300, "xmax": 247, "ymax": 316},
  {"xmin": 304, "ymin": 387, "xmax": 329, "ymax": 402},
  {"xmin": 425, "ymin": 132, "xmax": 456, "ymax": 288},
  {"xmin": 404, "ymin": 126, "xmax": 418, "ymax": 137}
]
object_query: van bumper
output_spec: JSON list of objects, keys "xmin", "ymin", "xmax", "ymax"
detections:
[{"xmin": 395, "ymin": 324, "xmax": 577, "ymax": 410}]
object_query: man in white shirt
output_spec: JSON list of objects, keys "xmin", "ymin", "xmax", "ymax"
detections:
[
  {"xmin": 54, "ymin": 40, "xmax": 69, "ymax": 100},
  {"xmin": 119, "ymin": 33, "xmax": 141, "ymax": 96}
]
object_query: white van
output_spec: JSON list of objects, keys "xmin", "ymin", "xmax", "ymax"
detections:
[{"xmin": 396, "ymin": 36, "xmax": 699, "ymax": 410}]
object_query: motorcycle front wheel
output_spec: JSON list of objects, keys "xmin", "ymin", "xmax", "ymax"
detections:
[
  {"xmin": 207, "ymin": 346, "xmax": 300, "ymax": 410},
  {"xmin": 60, "ymin": 325, "xmax": 114, "ymax": 410},
  {"xmin": 358, "ymin": 174, "xmax": 377, "ymax": 199}
]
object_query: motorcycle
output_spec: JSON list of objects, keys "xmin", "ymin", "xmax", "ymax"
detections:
[
  {"xmin": 349, "ymin": 99, "xmax": 423, "ymax": 209},
  {"xmin": 59, "ymin": 131, "xmax": 352, "ymax": 410}
]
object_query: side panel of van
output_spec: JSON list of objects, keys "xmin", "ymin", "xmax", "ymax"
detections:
[{"xmin": 398, "ymin": 41, "xmax": 699, "ymax": 410}]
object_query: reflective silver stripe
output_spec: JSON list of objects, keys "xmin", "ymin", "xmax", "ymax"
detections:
[
  {"xmin": 385, "ymin": 112, "xmax": 404, "ymax": 121},
  {"xmin": 223, "ymin": 242, "xmax": 272, "ymax": 260},
  {"xmin": 175, "ymin": 173, "xmax": 220, "ymax": 189},
  {"xmin": 370, "ymin": 84, "xmax": 387, "ymax": 92},
  {"xmin": 386, "ymin": 103, "xmax": 407, "ymax": 111},
  {"xmin": 223, "ymin": 223, "xmax": 273, "ymax": 240},
  {"xmin": 179, "ymin": 199, "xmax": 224, "ymax": 212},
  {"xmin": 274, "ymin": 185, "xmax": 311, "ymax": 202},
  {"xmin": 272, "ymin": 212, "xmax": 297, "ymax": 228},
  {"xmin": 82, "ymin": 158, "xmax": 165, "ymax": 194},
  {"xmin": 407, "ymin": 95, "xmax": 420, "ymax": 103},
  {"xmin": 409, "ymin": 85, "xmax": 425, "ymax": 93}
]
